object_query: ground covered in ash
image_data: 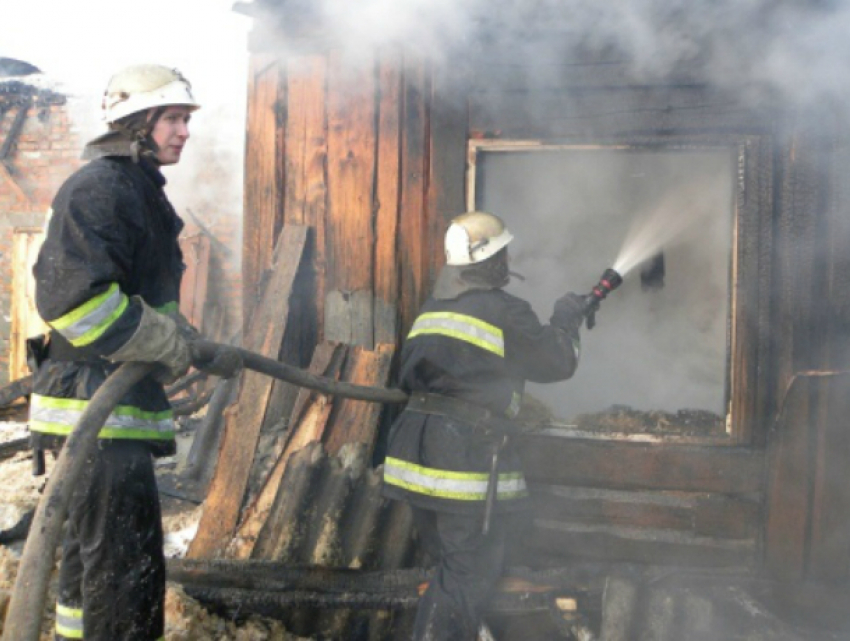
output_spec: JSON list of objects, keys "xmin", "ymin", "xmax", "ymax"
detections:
[{"xmin": 0, "ymin": 421, "xmax": 311, "ymax": 640}]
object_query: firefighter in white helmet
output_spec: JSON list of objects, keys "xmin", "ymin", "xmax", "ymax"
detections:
[
  {"xmin": 29, "ymin": 64, "xmax": 235, "ymax": 641},
  {"xmin": 383, "ymin": 211, "xmax": 586, "ymax": 639}
]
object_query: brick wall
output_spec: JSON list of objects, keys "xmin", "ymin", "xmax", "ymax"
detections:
[
  {"xmin": 0, "ymin": 87, "xmax": 83, "ymax": 384},
  {"xmin": 0, "ymin": 83, "xmax": 244, "ymax": 384}
]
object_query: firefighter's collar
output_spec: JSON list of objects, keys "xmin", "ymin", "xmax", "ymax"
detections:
[{"xmin": 432, "ymin": 265, "xmax": 499, "ymax": 300}]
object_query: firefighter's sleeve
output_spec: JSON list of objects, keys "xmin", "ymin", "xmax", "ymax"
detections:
[
  {"xmin": 503, "ymin": 294, "xmax": 579, "ymax": 383},
  {"xmin": 34, "ymin": 172, "xmax": 146, "ymax": 358}
]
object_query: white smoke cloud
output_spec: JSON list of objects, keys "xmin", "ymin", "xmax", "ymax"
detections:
[{"xmin": 252, "ymin": 0, "xmax": 850, "ymax": 110}]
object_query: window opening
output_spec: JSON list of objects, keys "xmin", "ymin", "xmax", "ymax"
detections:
[{"xmin": 471, "ymin": 143, "xmax": 735, "ymax": 442}]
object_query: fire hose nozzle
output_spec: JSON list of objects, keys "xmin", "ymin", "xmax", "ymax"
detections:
[{"xmin": 583, "ymin": 268, "xmax": 623, "ymax": 330}]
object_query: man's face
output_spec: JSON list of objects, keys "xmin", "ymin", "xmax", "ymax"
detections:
[{"xmin": 150, "ymin": 106, "xmax": 192, "ymax": 165}]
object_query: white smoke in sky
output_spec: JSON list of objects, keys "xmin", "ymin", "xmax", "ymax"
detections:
[{"xmin": 257, "ymin": 0, "xmax": 850, "ymax": 110}]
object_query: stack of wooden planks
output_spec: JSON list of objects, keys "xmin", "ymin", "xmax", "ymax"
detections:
[{"xmin": 188, "ymin": 224, "xmax": 397, "ymax": 562}]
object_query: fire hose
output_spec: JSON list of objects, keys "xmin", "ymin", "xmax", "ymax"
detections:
[
  {"xmin": 4, "ymin": 268, "xmax": 622, "ymax": 640},
  {"xmin": 3, "ymin": 362, "xmax": 155, "ymax": 641},
  {"xmin": 3, "ymin": 343, "xmax": 411, "ymax": 641}
]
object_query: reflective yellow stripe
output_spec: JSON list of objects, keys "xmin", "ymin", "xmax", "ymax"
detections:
[
  {"xmin": 57, "ymin": 604, "xmax": 83, "ymax": 618},
  {"xmin": 55, "ymin": 624, "xmax": 83, "ymax": 639},
  {"xmin": 408, "ymin": 312, "xmax": 505, "ymax": 357},
  {"xmin": 384, "ymin": 456, "xmax": 527, "ymax": 501},
  {"xmin": 155, "ymin": 301, "xmax": 178, "ymax": 315},
  {"xmin": 30, "ymin": 394, "xmax": 175, "ymax": 441},
  {"xmin": 56, "ymin": 603, "xmax": 83, "ymax": 638},
  {"xmin": 31, "ymin": 394, "xmax": 172, "ymax": 419},
  {"xmin": 48, "ymin": 283, "xmax": 129, "ymax": 347}
]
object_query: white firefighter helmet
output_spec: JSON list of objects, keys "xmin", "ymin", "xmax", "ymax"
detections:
[
  {"xmin": 444, "ymin": 211, "xmax": 514, "ymax": 266},
  {"xmin": 102, "ymin": 64, "xmax": 200, "ymax": 123}
]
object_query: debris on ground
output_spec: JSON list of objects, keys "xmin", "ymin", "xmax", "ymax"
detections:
[
  {"xmin": 515, "ymin": 393, "xmax": 556, "ymax": 427},
  {"xmin": 572, "ymin": 405, "xmax": 725, "ymax": 436},
  {"xmin": 165, "ymin": 583, "xmax": 311, "ymax": 641},
  {"xmin": 516, "ymin": 395, "xmax": 725, "ymax": 438}
]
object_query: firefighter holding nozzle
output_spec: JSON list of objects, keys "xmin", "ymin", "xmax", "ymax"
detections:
[{"xmin": 382, "ymin": 211, "xmax": 586, "ymax": 640}]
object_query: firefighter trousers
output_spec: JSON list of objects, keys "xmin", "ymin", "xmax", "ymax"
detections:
[
  {"xmin": 55, "ymin": 440, "xmax": 165, "ymax": 641},
  {"xmin": 412, "ymin": 508, "xmax": 515, "ymax": 641}
]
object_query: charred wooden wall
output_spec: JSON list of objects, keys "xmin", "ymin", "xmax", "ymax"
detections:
[
  {"xmin": 467, "ymin": 55, "xmax": 850, "ymax": 581},
  {"xmin": 241, "ymin": 33, "xmax": 850, "ymax": 582},
  {"xmin": 763, "ymin": 114, "xmax": 850, "ymax": 583},
  {"xmin": 241, "ymin": 48, "xmax": 466, "ymax": 351}
]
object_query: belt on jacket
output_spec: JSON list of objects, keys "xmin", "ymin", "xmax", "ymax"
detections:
[{"xmin": 405, "ymin": 392, "xmax": 519, "ymax": 437}]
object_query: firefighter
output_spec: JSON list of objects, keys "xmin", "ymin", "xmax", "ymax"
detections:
[
  {"xmin": 382, "ymin": 211, "xmax": 587, "ymax": 640},
  {"xmin": 28, "ymin": 64, "xmax": 206, "ymax": 640}
]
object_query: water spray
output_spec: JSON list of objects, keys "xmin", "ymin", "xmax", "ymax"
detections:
[{"xmin": 582, "ymin": 267, "xmax": 623, "ymax": 330}]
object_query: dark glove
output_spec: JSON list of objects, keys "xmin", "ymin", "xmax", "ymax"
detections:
[
  {"xmin": 175, "ymin": 313, "xmax": 201, "ymax": 342},
  {"xmin": 190, "ymin": 344, "xmax": 243, "ymax": 379},
  {"xmin": 551, "ymin": 292, "xmax": 587, "ymax": 332}
]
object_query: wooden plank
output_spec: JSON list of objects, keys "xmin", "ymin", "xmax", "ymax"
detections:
[
  {"xmin": 764, "ymin": 375, "xmax": 813, "ymax": 580},
  {"xmin": 282, "ymin": 55, "xmax": 327, "ymax": 348},
  {"xmin": 249, "ymin": 271, "xmax": 318, "ymax": 501},
  {"xmin": 228, "ymin": 343, "xmax": 347, "ymax": 559},
  {"xmin": 468, "ymin": 53, "xmax": 707, "ymax": 92},
  {"xmin": 324, "ymin": 49, "xmax": 378, "ymax": 348},
  {"xmin": 808, "ymin": 374, "xmax": 850, "ymax": 581},
  {"xmin": 398, "ymin": 55, "xmax": 430, "ymax": 338},
  {"xmin": 519, "ymin": 432, "xmax": 764, "ymax": 494},
  {"xmin": 531, "ymin": 485, "xmax": 759, "ymax": 541},
  {"xmin": 729, "ymin": 135, "xmax": 773, "ymax": 446},
  {"xmin": 427, "ymin": 62, "xmax": 468, "ymax": 281},
  {"xmin": 323, "ymin": 343, "xmax": 395, "ymax": 458},
  {"xmin": 242, "ymin": 54, "xmax": 285, "ymax": 323},
  {"xmin": 252, "ymin": 442, "xmax": 327, "ymax": 562},
  {"xmin": 243, "ymin": 342, "xmax": 346, "ymax": 516},
  {"xmin": 178, "ymin": 234, "xmax": 211, "ymax": 330},
  {"xmin": 373, "ymin": 48, "xmax": 403, "ymax": 345},
  {"xmin": 324, "ymin": 289, "xmax": 375, "ymax": 347},
  {"xmin": 9, "ymin": 228, "xmax": 47, "ymax": 381},
  {"xmin": 188, "ymin": 225, "xmax": 308, "ymax": 559},
  {"xmin": 823, "ymin": 134, "xmax": 850, "ymax": 371},
  {"xmin": 468, "ymin": 87, "xmax": 767, "ymax": 140},
  {"xmin": 528, "ymin": 520, "xmax": 756, "ymax": 568},
  {"xmin": 693, "ymin": 494, "xmax": 760, "ymax": 540}
]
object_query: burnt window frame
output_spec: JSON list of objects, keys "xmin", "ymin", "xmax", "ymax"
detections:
[{"xmin": 466, "ymin": 135, "xmax": 773, "ymax": 446}]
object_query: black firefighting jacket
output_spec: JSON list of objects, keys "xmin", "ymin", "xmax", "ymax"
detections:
[
  {"xmin": 382, "ymin": 288, "xmax": 580, "ymax": 514},
  {"xmin": 29, "ymin": 155, "xmax": 184, "ymax": 457}
]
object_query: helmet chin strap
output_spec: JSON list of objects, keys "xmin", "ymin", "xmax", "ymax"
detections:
[
  {"xmin": 138, "ymin": 106, "xmax": 167, "ymax": 164},
  {"xmin": 96, "ymin": 107, "xmax": 166, "ymax": 163}
]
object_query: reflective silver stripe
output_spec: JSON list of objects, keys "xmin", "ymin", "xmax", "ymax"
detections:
[
  {"xmin": 384, "ymin": 457, "xmax": 527, "ymax": 501},
  {"xmin": 48, "ymin": 283, "xmax": 129, "ymax": 347},
  {"xmin": 56, "ymin": 603, "xmax": 83, "ymax": 639},
  {"xmin": 506, "ymin": 391, "xmax": 521, "ymax": 418},
  {"xmin": 408, "ymin": 312, "xmax": 505, "ymax": 357},
  {"xmin": 30, "ymin": 394, "xmax": 174, "ymax": 440}
]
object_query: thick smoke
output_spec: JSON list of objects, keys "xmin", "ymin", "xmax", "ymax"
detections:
[
  {"xmin": 249, "ymin": 0, "xmax": 850, "ymax": 422},
  {"xmin": 480, "ymin": 149, "xmax": 733, "ymax": 418},
  {"xmin": 265, "ymin": 0, "xmax": 850, "ymax": 108}
]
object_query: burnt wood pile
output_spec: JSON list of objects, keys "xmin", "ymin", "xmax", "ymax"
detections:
[{"xmin": 183, "ymin": 224, "xmax": 418, "ymax": 637}]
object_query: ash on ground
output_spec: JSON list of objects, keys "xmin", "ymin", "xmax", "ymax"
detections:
[{"xmin": 0, "ymin": 418, "xmax": 311, "ymax": 640}]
